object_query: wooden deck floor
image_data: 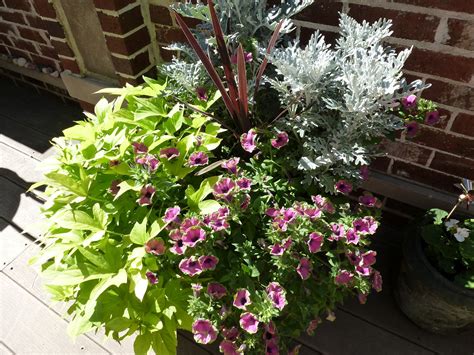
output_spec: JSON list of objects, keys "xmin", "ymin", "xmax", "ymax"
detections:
[{"xmin": 1, "ymin": 76, "xmax": 473, "ymax": 355}]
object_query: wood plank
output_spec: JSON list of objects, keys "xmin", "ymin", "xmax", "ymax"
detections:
[
  {"xmin": 0, "ymin": 341, "xmax": 14, "ymax": 354},
  {"xmin": 0, "ymin": 141, "xmax": 43, "ymax": 188},
  {"xmin": 0, "ymin": 273, "xmax": 110, "ymax": 354},
  {"xmin": 0, "ymin": 223, "xmax": 31, "ymax": 271},
  {"xmin": 0, "ymin": 176, "xmax": 42, "ymax": 237}
]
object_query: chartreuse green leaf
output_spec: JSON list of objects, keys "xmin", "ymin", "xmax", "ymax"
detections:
[
  {"xmin": 63, "ymin": 122, "xmax": 96, "ymax": 142},
  {"xmin": 52, "ymin": 210, "xmax": 102, "ymax": 232},
  {"xmin": 134, "ymin": 333, "xmax": 152, "ymax": 355},
  {"xmin": 107, "ymin": 317, "xmax": 134, "ymax": 332},
  {"xmin": 427, "ymin": 208, "xmax": 448, "ymax": 225},
  {"xmin": 459, "ymin": 237, "xmax": 474, "ymax": 261},
  {"xmin": 151, "ymin": 324, "xmax": 177, "ymax": 355},
  {"xmin": 150, "ymin": 218, "xmax": 168, "ymax": 238},
  {"xmin": 143, "ymin": 76, "xmax": 166, "ymax": 95},
  {"xmin": 186, "ymin": 176, "xmax": 220, "ymax": 210},
  {"xmin": 45, "ymin": 172, "xmax": 88, "ymax": 197},
  {"xmin": 163, "ymin": 104, "xmax": 184, "ymax": 134},
  {"xmin": 198, "ymin": 200, "xmax": 222, "ymax": 214},
  {"xmin": 130, "ymin": 217, "xmax": 149, "ymax": 245},
  {"xmin": 41, "ymin": 268, "xmax": 110, "ymax": 286}
]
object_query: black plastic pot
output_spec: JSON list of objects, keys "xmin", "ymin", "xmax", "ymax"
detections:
[{"xmin": 394, "ymin": 232, "xmax": 474, "ymax": 334}]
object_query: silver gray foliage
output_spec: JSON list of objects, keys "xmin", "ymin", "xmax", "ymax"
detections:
[{"xmin": 268, "ymin": 14, "xmax": 427, "ymax": 190}]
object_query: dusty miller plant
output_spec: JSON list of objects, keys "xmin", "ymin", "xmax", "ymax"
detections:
[{"xmin": 267, "ymin": 14, "xmax": 428, "ymax": 190}]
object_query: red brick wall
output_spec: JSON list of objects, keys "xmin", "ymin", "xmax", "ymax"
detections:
[{"xmin": 0, "ymin": 0, "xmax": 79, "ymax": 74}]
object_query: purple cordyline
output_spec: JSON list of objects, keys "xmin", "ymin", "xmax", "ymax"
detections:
[
  {"xmin": 196, "ymin": 87, "xmax": 208, "ymax": 101},
  {"xmin": 266, "ymin": 282, "xmax": 287, "ymax": 311},
  {"xmin": 231, "ymin": 51, "xmax": 253, "ymax": 64},
  {"xmin": 137, "ymin": 185, "xmax": 156, "ymax": 206},
  {"xmin": 179, "ymin": 257, "xmax": 203, "ymax": 276},
  {"xmin": 164, "ymin": 206, "xmax": 180, "ymax": 223},
  {"xmin": 233, "ymin": 289, "xmax": 251, "ymax": 310},
  {"xmin": 182, "ymin": 228, "xmax": 206, "ymax": 247},
  {"xmin": 240, "ymin": 129, "xmax": 257, "ymax": 153},
  {"xmin": 207, "ymin": 282, "xmax": 227, "ymax": 299},
  {"xmin": 297, "ymin": 258, "xmax": 312, "ymax": 280},
  {"xmin": 192, "ymin": 319, "xmax": 218, "ymax": 344},
  {"xmin": 145, "ymin": 239, "xmax": 166, "ymax": 255},
  {"xmin": 425, "ymin": 111, "xmax": 440, "ymax": 126},
  {"xmin": 307, "ymin": 232, "xmax": 324, "ymax": 253},
  {"xmin": 159, "ymin": 147, "xmax": 180, "ymax": 160},
  {"xmin": 188, "ymin": 151, "xmax": 209, "ymax": 167},
  {"xmin": 405, "ymin": 121, "xmax": 419, "ymax": 138},
  {"xmin": 401, "ymin": 94, "xmax": 417, "ymax": 109},
  {"xmin": 132, "ymin": 142, "xmax": 148, "ymax": 154},
  {"xmin": 146, "ymin": 271, "xmax": 158, "ymax": 285},
  {"xmin": 335, "ymin": 270, "xmax": 354, "ymax": 285},
  {"xmin": 335, "ymin": 179, "xmax": 353, "ymax": 194},
  {"xmin": 271, "ymin": 132, "xmax": 289, "ymax": 149},
  {"xmin": 221, "ymin": 157, "xmax": 240, "ymax": 175},
  {"xmin": 240, "ymin": 312, "xmax": 259, "ymax": 334},
  {"xmin": 199, "ymin": 255, "xmax": 219, "ymax": 270}
]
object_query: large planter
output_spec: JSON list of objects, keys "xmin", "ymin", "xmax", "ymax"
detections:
[{"xmin": 394, "ymin": 231, "xmax": 474, "ymax": 334}]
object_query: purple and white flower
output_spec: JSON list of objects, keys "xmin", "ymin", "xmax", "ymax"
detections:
[{"xmin": 192, "ymin": 319, "xmax": 217, "ymax": 344}]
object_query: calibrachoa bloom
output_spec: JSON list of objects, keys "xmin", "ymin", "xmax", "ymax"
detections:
[
  {"xmin": 240, "ymin": 129, "xmax": 257, "ymax": 153},
  {"xmin": 199, "ymin": 255, "xmax": 219, "ymax": 270},
  {"xmin": 188, "ymin": 151, "xmax": 209, "ymax": 167},
  {"xmin": 359, "ymin": 192, "xmax": 378, "ymax": 207},
  {"xmin": 221, "ymin": 157, "xmax": 240, "ymax": 175},
  {"xmin": 405, "ymin": 121, "xmax": 419, "ymax": 138},
  {"xmin": 401, "ymin": 94, "xmax": 417, "ymax": 109},
  {"xmin": 236, "ymin": 177, "xmax": 252, "ymax": 190},
  {"xmin": 240, "ymin": 312, "xmax": 259, "ymax": 334},
  {"xmin": 145, "ymin": 271, "xmax": 158, "ymax": 285},
  {"xmin": 164, "ymin": 206, "xmax": 180, "ymax": 223},
  {"xmin": 182, "ymin": 228, "xmax": 206, "ymax": 247},
  {"xmin": 335, "ymin": 179, "xmax": 352, "ymax": 194},
  {"xmin": 145, "ymin": 239, "xmax": 166, "ymax": 255},
  {"xmin": 425, "ymin": 110, "xmax": 440, "ymax": 125},
  {"xmin": 307, "ymin": 232, "xmax": 324, "ymax": 253},
  {"xmin": 213, "ymin": 178, "xmax": 236, "ymax": 201},
  {"xmin": 271, "ymin": 132, "xmax": 289, "ymax": 149},
  {"xmin": 233, "ymin": 289, "xmax": 251, "ymax": 310},
  {"xmin": 192, "ymin": 319, "xmax": 218, "ymax": 344},
  {"xmin": 266, "ymin": 282, "xmax": 287, "ymax": 311},
  {"xmin": 306, "ymin": 319, "xmax": 320, "ymax": 336},
  {"xmin": 159, "ymin": 147, "xmax": 180, "ymax": 160},
  {"xmin": 207, "ymin": 282, "xmax": 227, "ymax": 299},
  {"xmin": 297, "ymin": 258, "xmax": 312, "ymax": 280},
  {"xmin": 136, "ymin": 154, "xmax": 160, "ymax": 171},
  {"xmin": 335, "ymin": 270, "xmax": 354, "ymax": 285},
  {"xmin": 265, "ymin": 340, "xmax": 279, "ymax": 355},
  {"xmin": 132, "ymin": 142, "xmax": 148, "ymax": 154},
  {"xmin": 345, "ymin": 228, "xmax": 360, "ymax": 245},
  {"xmin": 179, "ymin": 257, "xmax": 203, "ymax": 276},
  {"xmin": 196, "ymin": 87, "xmax": 208, "ymax": 101},
  {"xmin": 372, "ymin": 270, "xmax": 383, "ymax": 292},
  {"xmin": 219, "ymin": 340, "xmax": 239, "ymax": 355},
  {"xmin": 137, "ymin": 185, "xmax": 155, "ymax": 206}
]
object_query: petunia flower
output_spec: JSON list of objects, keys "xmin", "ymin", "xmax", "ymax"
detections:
[
  {"xmin": 132, "ymin": 142, "xmax": 148, "ymax": 154},
  {"xmin": 335, "ymin": 179, "xmax": 353, "ymax": 194},
  {"xmin": 213, "ymin": 178, "xmax": 236, "ymax": 201},
  {"xmin": 231, "ymin": 51, "xmax": 253, "ymax": 64},
  {"xmin": 265, "ymin": 340, "xmax": 279, "ymax": 355},
  {"xmin": 146, "ymin": 271, "xmax": 158, "ymax": 285},
  {"xmin": 145, "ymin": 239, "xmax": 166, "ymax": 255},
  {"xmin": 306, "ymin": 319, "xmax": 320, "ymax": 336},
  {"xmin": 192, "ymin": 283, "xmax": 203, "ymax": 297},
  {"xmin": 240, "ymin": 129, "xmax": 257, "ymax": 153},
  {"xmin": 196, "ymin": 87, "xmax": 208, "ymax": 101},
  {"xmin": 266, "ymin": 282, "xmax": 287, "ymax": 311},
  {"xmin": 297, "ymin": 258, "xmax": 312, "ymax": 280},
  {"xmin": 159, "ymin": 147, "xmax": 180, "ymax": 160},
  {"xmin": 136, "ymin": 154, "xmax": 160, "ymax": 171},
  {"xmin": 358, "ymin": 192, "xmax": 377, "ymax": 207},
  {"xmin": 358, "ymin": 293, "xmax": 368, "ymax": 304},
  {"xmin": 221, "ymin": 157, "xmax": 240, "ymax": 175},
  {"xmin": 239, "ymin": 312, "xmax": 259, "ymax": 334},
  {"xmin": 192, "ymin": 319, "xmax": 218, "ymax": 344},
  {"xmin": 236, "ymin": 177, "xmax": 252, "ymax": 190},
  {"xmin": 188, "ymin": 151, "xmax": 209, "ymax": 167},
  {"xmin": 137, "ymin": 185, "xmax": 156, "ymax": 206},
  {"xmin": 335, "ymin": 270, "xmax": 354, "ymax": 285},
  {"xmin": 233, "ymin": 289, "xmax": 251, "ymax": 310},
  {"xmin": 182, "ymin": 228, "xmax": 206, "ymax": 247},
  {"xmin": 219, "ymin": 340, "xmax": 239, "ymax": 355},
  {"xmin": 266, "ymin": 208, "xmax": 279, "ymax": 218},
  {"xmin": 345, "ymin": 228, "xmax": 360, "ymax": 245},
  {"xmin": 353, "ymin": 218, "xmax": 370, "ymax": 234},
  {"xmin": 307, "ymin": 232, "xmax": 324, "ymax": 253},
  {"xmin": 425, "ymin": 110, "xmax": 440, "ymax": 126},
  {"xmin": 180, "ymin": 217, "xmax": 201, "ymax": 232},
  {"xmin": 329, "ymin": 223, "xmax": 345, "ymax": 241},
  {"xmin": 363, "ymin": 216, "xmax": 379, "ymax": 234},
  {"xmin": 372, "ymin": 270, "xmax": 383, "ymax": 292},
  {"xmin": 222, "ymin": 327, "xmax": 240, "ymax": 341},
  {"xmin": 207, "ymin": 282, "xmax": 227, "ymax": 299},
  {"xmin": 164, "ymin": 206, "xmax": 180, "ymax": 223},
  {"xmin": 271, "ymin": 132, "xmax": 289, "ymax": 149},
  {"xmin": 240, "ymin": 194, "xmax": 251, "ymax": 210},
  {"xmin": 405, "ymin": 121, "xmax": 419, "ymax": 138},
  {"xmin": 401, "ymin": 94, "xmax": 417, "ymax": 109},
  {"xmin": 361, "ymin": 250, "xmax": 377, "ymax": 267},
  {"xmin": 170, "ymin": 238, "xmax": 186, "ymax": 255},
  {"xmin": 263, "ymin": 321, "xmax": 277, "ymax": 342},
  {"xmin": 179, "ymin": 257, "xmax": 203, "ymax": 276},
  {"xmin": 199, "ymin": 255, "xmax": 219, "ymax": 270},
  {"xmin": 304, "ymin": 207, "xmax": 321, "ymax": 220}
]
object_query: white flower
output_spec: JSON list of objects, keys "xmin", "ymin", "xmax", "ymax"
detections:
[
  {"xmin": 444, "ymin": 219, "xmax": 459, "ymax": 229},
  {"xmin": 453, "ymin": 228, "xmax": 470, "ymax": 242}
]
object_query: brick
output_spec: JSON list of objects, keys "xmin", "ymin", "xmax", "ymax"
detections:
[
  {"xmin": 149, "ymin": 5, "xmax": 173, "ymax": 26},
  {"xmin": 381, "ymin": 140, "xmax": 432, "ymax": 165},
  {"xmin": 18, "ymin": 27, "xmax": 47, "ymax": 44},
  {"xmin": 159, "ymin": 47, "xmax": 176, "ymax": 62},
  {"xmin": 155, "ymin": 26, "xmax": 187, "ymax": 44},
  {"xmin": 11, "ymin": 37, "xmax": 37, "ymax": 53},
  {"xmin": 60, "ymin": 56, "xmax": 80, "ymax": 73},
  {"xmin": 4, "ymin": 0, "xmax": 31, "ymax": 12},
  {"xmin": 38, "ymin": 44, "xmax": 58, "ymax": 59},
  {"xmin": 0, "ymin": 9, "xmax": 27, "ymax": 25},
  {"xmin": 0, "ymin": 44, "xmax": 10, "ymax": 55},
  {"xmin": 299, "ymin": 27, "xmax": 339, "ymax": 47},
  {"xmin": 0, "ymin": 21, "xmax": 17, "ymax": 35},
  {"xmin": 404, "ymin": 48, "xmax": 474, "ymax": 84},
  {"xmin": 111, "ymin": 49, "xmax": 150, "ymax": 75},
  {"xmin": 25, "ymin": 14, "xmax": 44, "ymax": 28},
  {"xmin": 371, "ymin": 156, "xmax": 391, "ymax": 172},
  {"xmin": 30, "ymin": 53, "xmax": 58, "ymax": 67},
  {"xmin": 50, "ymin": 38, "xmax": 73, "ymax": 57},
  {"xmin": 78, "ymin": 99, "xmax": 95, "ymax": 113},
  {"xmin": 411, "ymin": 126, "xmax": 474, "ymax": 157},
  {"xmin": 392, "ymin": 0, "xmax": 474, "ymax": 14},
  {"xmin": 104, "ymin": 25, "xmax": 150, "ymax": 55},
  {"xmin": 93, "ymin": 0, "xmax": 134, "ymax": 11},
  {"xmin": 391, "ymin": 160, "xmax": 460, "ymax": 193},
  {"xmin": 7, "ymin": 47, "xmax": 31, "ymax": 59},
  {"xmin": 445, "ymin": 19, "xmax": 474, "ymax": 51},
  {"xmin": 422, "ymin": 78, "xmax": 473, "ymax": 112},
  {"xmin": 97, "ymin": 5, "xmax": 143, "ymax": 34},
  {"xmin": 41, "ymin": 19, "xmax": 65, "ymax": 38},
  {"xmin": 295, "ymin": 1, "xmax": 343, "ymax": 26},
  {"xmin": 32, "ymin": 0, "xmax": 56, "ymax": 19},
  {"xmin": 429, "ymin": 107, "xmax": 450, "ymax": 130},
  {"xmin": 0, "ymin": 33, "xmax": 13, "ymax": 46},
  {"xmin": 118, "ymin": 75, "xmax": 141, "ymax": 86},
  {"xmin": 451, "ymin": 113, "xmax": 474, "ymax": 137},
  {"xmin": 430, "ymin": 152, "xmax": 474, "ymax": 180}
]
